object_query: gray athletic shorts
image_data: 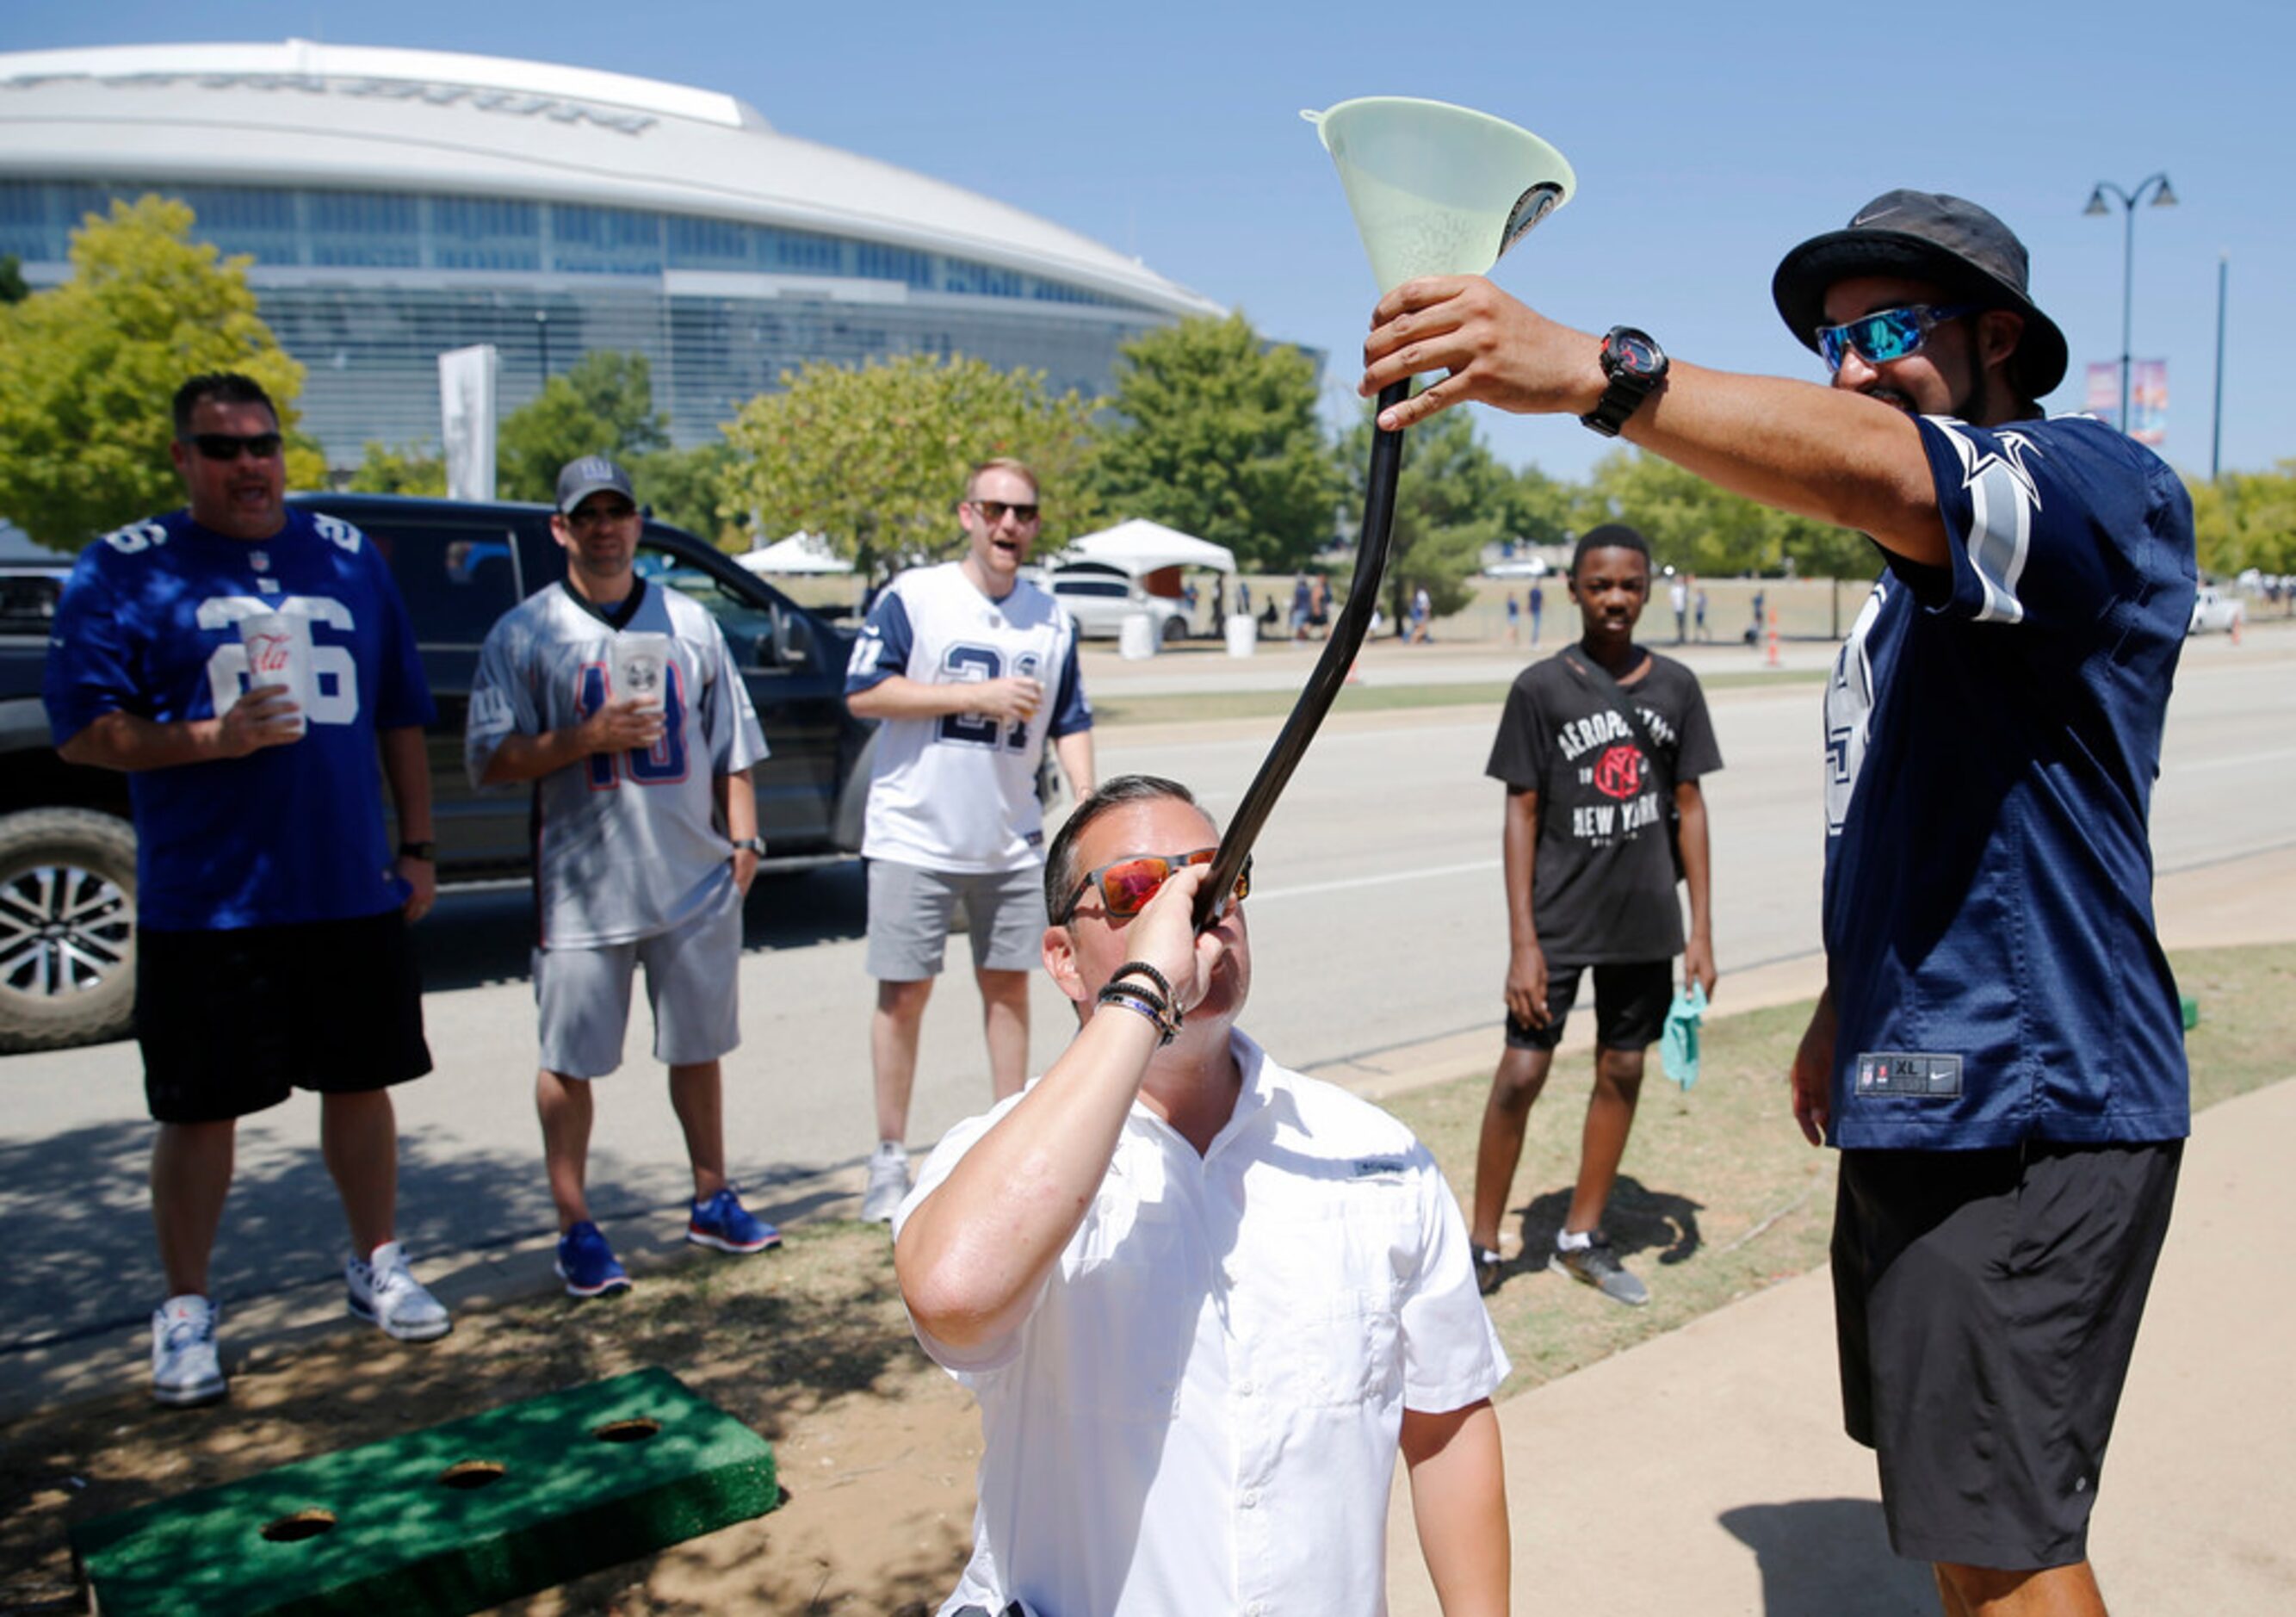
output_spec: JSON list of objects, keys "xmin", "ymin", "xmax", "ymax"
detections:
[
  {"xmin": 534, "ymin": 880, "xmax": 742, "ymax": 1078},
  {"xmin": 866, "ymin": 859, "xmax": 1045, "ymax": 981}
]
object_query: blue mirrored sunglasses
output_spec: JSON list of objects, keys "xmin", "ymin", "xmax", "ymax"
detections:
[{"xmin": 1814, "ymin": 303, "xmax": 1979, "ymax": 373}]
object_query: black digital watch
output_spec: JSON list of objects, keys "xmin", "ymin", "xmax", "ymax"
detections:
[{"xmin": 1581, "ymin": 326, "xmax": 1668, "ymax": 438}]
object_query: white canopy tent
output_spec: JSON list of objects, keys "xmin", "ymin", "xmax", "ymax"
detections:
[
  {"xmin": 1058, "ymin": 517, "xmax": 1236, "ymax": 578},
  {"xmin": 736, "ymin": 531, "xmax": 852, "ymax": 575}
]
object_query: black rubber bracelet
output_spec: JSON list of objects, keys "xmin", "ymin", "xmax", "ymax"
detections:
[
  {"xmin": 399, "ymin": 840, "xmax": 436, "ymax": 861},
  {"xmin": 1109, "ymin": 961, "xmax": 1173, "ymax": 1005}
]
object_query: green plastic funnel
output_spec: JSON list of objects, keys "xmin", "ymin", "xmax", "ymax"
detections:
[{"xmin": 1303, "ymin": 96, "xmax": 1575, "ymax": 293}]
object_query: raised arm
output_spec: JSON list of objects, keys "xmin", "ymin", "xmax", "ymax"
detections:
[
  {"xmin": 894, "ymin": 866, "xmax": 1222, "ymax": 1356},
  {"xmin": 1360, "ymin": 276, "xmax": 1946, "ymax": 567}
]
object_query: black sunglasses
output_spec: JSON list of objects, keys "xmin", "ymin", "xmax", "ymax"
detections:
[
  {"xmin": 970, "ymin": 499, "xmax": 1040, "ymax": 525},
  {"xmin": 186, "ymin": 431, "xmax": 284, "ymax": 462}
]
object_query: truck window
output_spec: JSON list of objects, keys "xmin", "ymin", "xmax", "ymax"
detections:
[
  {"xmin": 364, "ymin": 524, "xmax": 526, "ymax": 647},
  {"xmin": 635, "ymin": 540, "xmax": 788, "ymax": 672}
]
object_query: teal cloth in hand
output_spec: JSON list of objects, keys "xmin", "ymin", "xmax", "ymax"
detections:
[{"xmin": 1662, "ymin": 982, "xmax": 1708, "ymax": 1091}]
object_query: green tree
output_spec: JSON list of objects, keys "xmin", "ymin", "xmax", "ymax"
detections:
[
  {"xmin": 497, "ymin": 350, "xmax": 671, "ymax": 503},
  {"xmin": 1578, "ymin": 448, "xmax": 1876, "ymax": 579},
  {"xmin": 0, "ymin": 255, "xmax": 27, "ymax": 304},
  {"xmin": 2188, "ymin": 463, "xmax": 2296, "ymax": 578},
  {"xmin": 1502, "ymin": 462, "xmax": 1575, "ymax": 550},
  {"xmin": 634, "ymin": 442, "xmax": 739, "ymax": 546},
  {"xmin": 719, "ymin": 353, "xmax": 1101, "ymax": 580},
  {"xmin": 0, "ymin": 195, "xmax": 315, "ymax": 551},
  {"xmin": 1086, "ymin": 313, "xmax": 1338, "ymax": 572},
  {"xmin": 1339, "ymin": 394, "xmax": 1511, "ymax": 625},
  {"xmin": 346, "ymin": 440, "xmax": 447, "ymax": 497}
]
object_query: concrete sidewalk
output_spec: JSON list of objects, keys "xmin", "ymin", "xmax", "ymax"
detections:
[{"xmin": 1384, "ymin": 1075, "xmax": 2296, "ymax": 1616}]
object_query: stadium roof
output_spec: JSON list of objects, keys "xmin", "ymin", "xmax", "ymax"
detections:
[{"xmin": 0, "ymin": 40, "xmax": 1222, "ymax": 316}]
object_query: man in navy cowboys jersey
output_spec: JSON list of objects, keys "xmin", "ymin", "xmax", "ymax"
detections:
[
  {"xmin": 845, "ymin": 459, "xmax": 1095, "ymax": 1224},
  {"xmin": 1362, "ymin": 193, "xmax": 2194, "ymax": 1615},
  {"xmin": 46, "ymin": 373, "xmax": 450, "ymax": 1408}
]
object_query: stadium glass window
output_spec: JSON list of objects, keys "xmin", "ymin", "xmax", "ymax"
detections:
[
  {"xmin": 855, "ymin": 241, "xmax": 932, "ymax": 288},
  {"xmin": 433, "ymin": 196, "xmax": 541, "ymax": 272},
  {"xmin": 757, "ymin": 226, "xmax": 846, "ymax": 276},
  {"xmin": 943, "ymin": 257, "xmax": 1024, "ymax": 299},
  {"xmin": 308, "ymin": 190, "xmax": 421, "ymax": 268},
  {"xmin": 550, "ymin": 204, "xmax": 664, "ymax": 276},
  {"xmin": 667, "ymin": 214, "xmax": 757, "ymax": 271},
  {"xmin": 0, "ymin": 181, "xmax": 51, "ymax": 260}
]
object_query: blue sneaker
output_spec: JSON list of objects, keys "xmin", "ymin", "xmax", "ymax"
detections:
[
  {"xmin": 554, "ymin": 1221, "xmax": 631, "ymax": 1298},
  {"xmin": 687, "ymin": 1187, "xmax": 780, "ymax": 1255}
]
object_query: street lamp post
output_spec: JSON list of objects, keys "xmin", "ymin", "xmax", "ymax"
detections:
[{"xmin": 2082, "ymin": 173, "xmax": 2177, "ymax": 437}]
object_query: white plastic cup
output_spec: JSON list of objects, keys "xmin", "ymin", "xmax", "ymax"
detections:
[
  {"xmin": 610, "ymin": 632, "xmax": 673, "ymax": 708},
  {"xmin": 238, "ymin": 611, "xmax": 310, "ymax": 739}
]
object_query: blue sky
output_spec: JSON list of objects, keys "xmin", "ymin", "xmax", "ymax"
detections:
[{"xmin": 9, "ymin": 0, "xmax": 2287, "ymax": 485}]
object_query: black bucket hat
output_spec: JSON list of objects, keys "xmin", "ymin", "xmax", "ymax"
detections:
[{"xmin": 1772, "ymin": 189, "xmax": 2067, "ymax": 398}]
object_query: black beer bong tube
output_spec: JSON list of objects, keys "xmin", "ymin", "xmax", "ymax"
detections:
[{"xmin": 1191, "ymin": 376, "xmax": 1411, "ymax": 934}]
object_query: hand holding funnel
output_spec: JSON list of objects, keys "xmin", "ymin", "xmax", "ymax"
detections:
[{"xmin": 1190, "ymin": 99, "xmax": 1574, "ymax": 932}]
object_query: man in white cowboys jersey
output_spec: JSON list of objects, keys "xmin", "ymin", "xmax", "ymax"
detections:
[
  {"xmin": 467, "ymin": 456, "xmax": 775, "ymax": 1298},
  {"xmin": 46, "ymin": 373, "xmax": 450, "ymax": 1408},
  {"xmin": 846, "ymin": 459, "xmax": 1095, "ymax": 1223},
  {"xmin": 1365, "ymin": 193, "xmax": 2195, "ymax": 1617}
]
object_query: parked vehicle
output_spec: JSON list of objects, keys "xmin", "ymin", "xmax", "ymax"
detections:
[
  {"xmin": 2188, "ymin": 584, "xmax": 2245, "ymax": 636},
  {"xmin": 1046, "ymin": 562, "xmax": 1190, "ymax": 642},
  {"xmin": 0, "ymin": 493, "xmax": 877, "ymax": 1054}
]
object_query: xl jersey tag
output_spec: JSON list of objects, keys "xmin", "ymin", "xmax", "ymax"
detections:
[{"xmin": 1854, "ymin": 1051, "xmax": 1964, "ymax": 1099}]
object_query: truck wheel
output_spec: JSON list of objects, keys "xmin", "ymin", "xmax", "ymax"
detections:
[{"xmin": 0, "ymin": 807, "xmax": 139, "ymax": 1053}]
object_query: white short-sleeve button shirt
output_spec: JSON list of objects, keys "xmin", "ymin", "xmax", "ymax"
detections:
[{"xmin": 897, "ymin": 1029, "xmax": 1508, "ymax": 1617}]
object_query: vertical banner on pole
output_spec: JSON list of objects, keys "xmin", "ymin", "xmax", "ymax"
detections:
[
  {"xmin": 438, "ymin": 344, "xmax": 500, "ymax": 502},
  {"xmin": 2128, "ymin": 360, "xmax": 2168, "ymax": 445},
  {"xmin": 2084, "ymin": 362, "xmax": 2120, "ymax": 431}
]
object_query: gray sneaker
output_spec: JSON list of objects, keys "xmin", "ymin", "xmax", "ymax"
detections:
[
  {"xmin": 1550, "ymin": 1235, "xmax": 1649, "ymax": 1306},
  {"xmin": 861, "ymin": 1142, "xmax": 911, "ymax": 1224}
]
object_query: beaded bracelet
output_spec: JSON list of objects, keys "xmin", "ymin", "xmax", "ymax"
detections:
[{"xmin": 1097, "ymin": 981, "xmax": 1177, "ymax": 1045}]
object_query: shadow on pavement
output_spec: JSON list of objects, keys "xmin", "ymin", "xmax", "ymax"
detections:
[
  {"xmin": 1719, "ymin": 1496, "xmax": 1940, "ymax": 1614},
  {"xmin": 417, "ymin": 861, "xmax": 868, "ymax": 994}
]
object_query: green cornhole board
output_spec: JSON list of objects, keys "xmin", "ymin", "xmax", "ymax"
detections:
[{"xmin": 70, "ymin": 1367, "xmax": 778, "ymax": 1616}]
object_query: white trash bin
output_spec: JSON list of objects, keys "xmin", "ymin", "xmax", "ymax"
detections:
[
  {"xmin": 1224, "ymin": 612, "xmax": 1257, "ymax": 658},
  {"xmin": 1118, "ymin": 611, "xmax": 1159, "ymax": 660}
]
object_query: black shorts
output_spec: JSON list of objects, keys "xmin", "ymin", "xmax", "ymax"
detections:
[
  {"xmin": 138, "ymin": 911, "xmax": 433, "ymax": 1124},
  {"xmin": 1832, "ymin": 1139, "xmax": 2182, "ymax": 1570},
  {"xmin": 1503, "ymin": 959, "xmax": 1672, "ymax": 1053}
]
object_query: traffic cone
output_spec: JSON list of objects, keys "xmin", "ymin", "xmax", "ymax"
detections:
[{"xmin": 1765, "ymin": 609, "xmax": 1781, "ymax": 668}]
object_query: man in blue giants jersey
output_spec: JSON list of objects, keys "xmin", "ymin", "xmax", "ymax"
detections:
[
  {"xmin": 1362, "ymin": 192, "xmax": 2194, "ymax": 1615},
  {"xmin": 845, "ymin": 459, "xmax": 1096, "ymax": 1224},
  {"xmin": 46, "ymin": 373, "xmax": 451, "ymax": 1408},
  {"xmin": 467, "ymin": 456, "xmax": 775, "ymax": 1298}
]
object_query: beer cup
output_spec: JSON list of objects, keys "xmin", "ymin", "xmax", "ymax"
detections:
[{"xmin": 238, "ymin": 611, "xmax": 311, "ymax": 739}]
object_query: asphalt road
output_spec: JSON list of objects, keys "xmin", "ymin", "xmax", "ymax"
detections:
[{"xmin": 3, "ymin": 626, "xmax": 2288, "ymax": 1408}]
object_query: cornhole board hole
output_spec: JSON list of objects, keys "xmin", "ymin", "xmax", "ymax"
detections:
[{"xmin": 71, "ymin": 1367, "xmax": 777, "ymax": 1616}]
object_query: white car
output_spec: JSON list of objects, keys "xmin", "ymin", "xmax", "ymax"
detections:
[
  {"xmin": 2188, "ymin": 585, "xmax": 2245, "ymax": 636},
  {"xmin": 1046, "ymin": 564, "xmax": 1191, "ymax": 642}
]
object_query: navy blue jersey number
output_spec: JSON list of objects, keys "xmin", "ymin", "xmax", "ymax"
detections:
[
  {"xmin": 936, "ymin": 643, "xmax": 1032, "ymax": 751},
  {"xmin": 579, "ymin": 660, "xmax": 691, "ymax": 788}
]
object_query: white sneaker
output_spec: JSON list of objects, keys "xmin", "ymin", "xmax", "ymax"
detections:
[
  {"xmin": 152, "ymin": 1294, "xmax": 226, "ymax": 1408},
  {"xmin": 346, "ymin": 1241, "xmax": 452, "ymax": 1341},
  {"xmin": 861, "ymin": 1142, "xmax": 911, "ymax": 1224}
]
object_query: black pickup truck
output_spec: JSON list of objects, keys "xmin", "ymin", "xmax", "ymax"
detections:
[{"xmin": 0, "ymin": 493, "xmax": 876, "ymax": 1054}]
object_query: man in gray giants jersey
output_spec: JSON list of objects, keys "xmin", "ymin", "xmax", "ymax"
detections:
[{"xmin": 467, "ymin": 456, "xmax": 777, "ymax": 1297}]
